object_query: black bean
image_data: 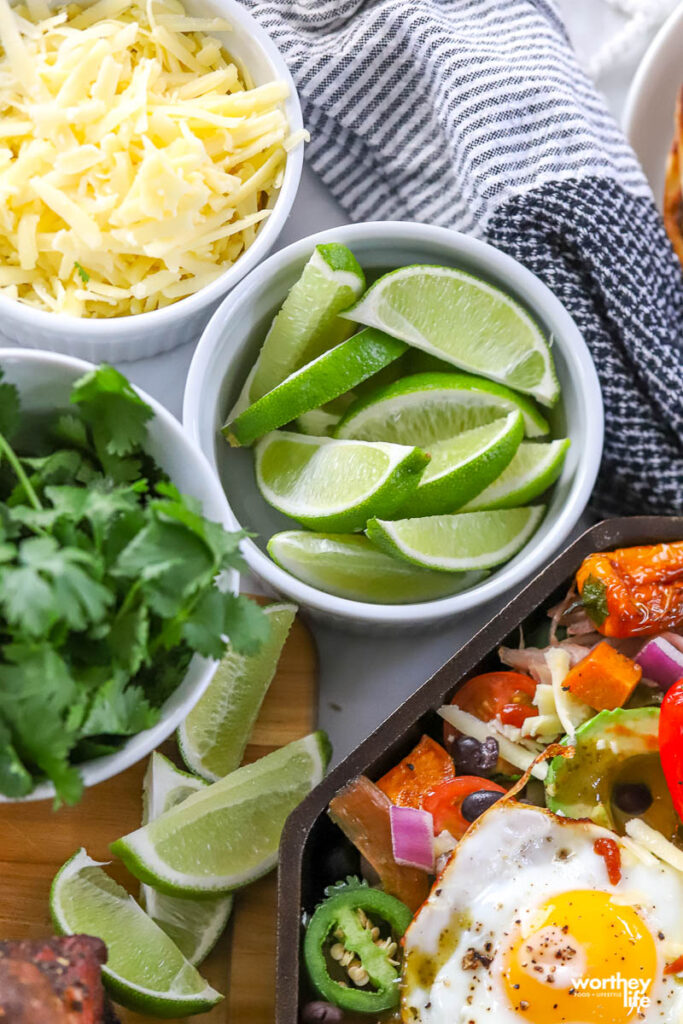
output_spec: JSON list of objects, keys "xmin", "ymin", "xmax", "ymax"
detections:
[
  {"xmin": 451, "ymin": 735, "xmax": 499, "ymax": 776},
  {"xmin": 613, "ymin": 783, "xmax": 652, "ymax": 815},
  {"xmin": 461, "ymin": 789, "xmax": 504, "ymax": 822},
  {"xmin": 301, "ymin": 1001, "xmax": 344, "ymax": 1023}
]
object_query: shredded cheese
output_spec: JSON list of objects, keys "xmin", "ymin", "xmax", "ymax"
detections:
[
  {"xmin": 0, "ymin": 0, "xmax": 306, "ymax": 317},
  {"xmin": 618, "ymin": 834, "xmax": 658, "ymax": 868},
  {"xmin": 521, "ymin": 713, "xmax": 563, "ymax": 740},
  {"xmin": 625, "ymin": 818, "xmax": 683, "ymax": 874},
  {"xmin": 544, "ymin": 647, "xmax": 592, "ymax": 743},
  {"xmin": 438, "ymin": 705, "xmax": 548, "ymax": 780}
]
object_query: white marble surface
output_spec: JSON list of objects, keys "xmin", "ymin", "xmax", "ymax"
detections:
[{"xmin": 14, "ymin": 5, "xmax": 656, "ymax": 765}]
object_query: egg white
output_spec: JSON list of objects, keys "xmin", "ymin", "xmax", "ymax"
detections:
[{"xmin": 401, "ymin": 802, "xmax": 683, "ymax": 1023}]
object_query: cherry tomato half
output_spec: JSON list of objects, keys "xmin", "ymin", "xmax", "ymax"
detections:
[
  {"xmin": 423, "ymin": 776, "xmax": 506, "ymax": 839},
  {"xmin": 443, "ymin": 671, "xmax": 537, "ymax": 749}
]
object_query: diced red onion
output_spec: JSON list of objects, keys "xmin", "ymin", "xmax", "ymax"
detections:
[
  {"xmin": 636, "ymin": 636, "xmax": 683, "ymax": 692},
  {"xmin": 662, "ymin": 632, "xmax": 683, "ymax": 655},
  {"xmin": 389, "ymin": 805, "xmax": 435, "ymax": 872}
]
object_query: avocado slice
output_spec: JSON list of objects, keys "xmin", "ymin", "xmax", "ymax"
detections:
[{"xmin": 545, "ymin": 708, "xmax": 682, "ymax": 845}]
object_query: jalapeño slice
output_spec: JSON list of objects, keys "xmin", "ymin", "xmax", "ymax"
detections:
[{"xmin": 303, "ymin": 878, "xmax": 412, "ymax": 1013}]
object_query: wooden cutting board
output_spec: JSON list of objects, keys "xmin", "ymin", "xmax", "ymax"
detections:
[{"xmin": 0, "ymin": 609, "xmax": 318, "ymax": 1024}]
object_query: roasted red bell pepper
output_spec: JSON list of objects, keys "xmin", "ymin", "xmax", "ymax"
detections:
[
  {"xmin": 659, "ymin": 678, "xmax": 683, "ymax": 823},
  {"xmin": 576, "ymin": 542, "xmax": 683, "ymax": 638},
  {"xmin": 376, "ymin": 735, "xmax": 455, "ymax": 808}
]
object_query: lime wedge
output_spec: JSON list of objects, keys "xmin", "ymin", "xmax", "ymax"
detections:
[
  {"xmin": 366, "ymin": 506, "xmax": 546, "ymax": 572},
  {"xmin": 143, "ymin": 752, "xmax": 209, "ymax": 820},
  {"xmin": 140, "ymin": 753, "xmax": 233, "ymax": 966},
  {"xmin": 50, "ymin": 849, "xmax": 222, "ymax": 1016},
  {"xmin": 335, "ymin": 372, "xmax": 548, "ymax": 444},
  {"xmin": 296, "ymin": 397, "xmax": 351, "ymax": 437},
  {"xmin": 225, "ymin": 329, "xmax": 406, "ymax": 446},
  {"xmin": 234, "ymin": 243, "xmax": 365, "ymax": 412},
  {"xmin": 398, "ymin": 411, "xmax": 523, "ymax": 518},
  {"xmin": 111, "ymin": 732, "xmax": 331, "ymax": 896},
  {"xmin": 178, "ymin": 602, "xmax": 296, "ymax": 781},
  {"xmin": 268, "ymin": 531, "xmax": 487, "ymax": 604},
  {"xmin": 461, "ymin": 439, "xmax": 571, "ymax": 511},
  {"xmin": 340, "ymin": 265, "xmax": 559, "ymax": 406},
  {"xmin": 255, "ymin": 430, "xmax": 429, "ymax": 533}
]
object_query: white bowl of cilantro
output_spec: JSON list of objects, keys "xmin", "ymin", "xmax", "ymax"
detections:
[{"xmin": 0, "ymin": 348, "xmax": 266, "ymax": 805}]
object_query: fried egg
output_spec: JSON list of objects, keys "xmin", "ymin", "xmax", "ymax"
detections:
[{"xmin": 401, "ymin": 803, "xmax": 683, "ymax": 1023}]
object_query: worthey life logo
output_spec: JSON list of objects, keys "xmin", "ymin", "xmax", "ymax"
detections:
[{"xmin": 571, "ymin": 973, "xmax": 651, "ymax": 1012}]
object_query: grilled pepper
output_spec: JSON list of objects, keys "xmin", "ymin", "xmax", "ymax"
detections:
[
  {"xmin": 576, "ymin": 542, "xmax": 683, "ymax": 638},
  {"xmin": 304, "ymin": 878, "xmax": 412, "ymax": 1014},
  {"xmin": 376, "ymin": 734, "xmax": 455, "ymax": 808},
  {"xmin": 659, "ymin": 679, "xmax": 683, "ymax": 823}
]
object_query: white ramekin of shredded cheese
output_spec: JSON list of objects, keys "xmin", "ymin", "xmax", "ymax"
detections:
[{"xmin": 0, "ymin": 0, "xmax": 304, "ymax": 359}]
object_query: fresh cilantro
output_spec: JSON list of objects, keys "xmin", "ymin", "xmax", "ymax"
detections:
[
  {"xmin": 0, "ymin": 644, "xmax": 84, "ymax": 807},
  {"xmin": 0, "ymin": 536, "xmax": 112, "ymax": 635},
  {"xmin": 71, "ymin": 365, "xmax": 152, "ymax": 457},
  {"xmin": 74, "ymin": 261, "xmax": 90, "ymax": 283},
  {"xmin": 222, "ymin": 593, "xmax": 272, "ymax": 656},
  {"xmin": 181, "ymin": 587, "xmax": 228, "ymax": 660},
  {"xmin": 71, "ymin": 365, "xmax": 154, "ymax": 482},
  {"xmin": 107, "ymin": 602, "xmax": 150, "ymax": 675},
  {"xmin": 0, "ymin": 370, "xmax": 20, "ymax": 439},
  {"xmin": 323, "ymin": 876, "xmax": 369, "ymax": 899},
  {"xmin": 81, "ymin": 674, "xmax": 157, "ymax": 738},
  {"xmin": 0, "ymin": 363, "xmax": 266, "ymax": 805},
  {"xmin": 0, "ymin": 719, "xmax": 33, "ymax": 798},
  {"xmin": 581, "ymin": 574, "xmax": 609, "ymax": 626}
]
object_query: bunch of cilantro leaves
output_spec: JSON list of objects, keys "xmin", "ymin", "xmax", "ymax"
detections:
[{"xmin": 0, "ymin": 364, "xmax": 268, "ymax": 806}]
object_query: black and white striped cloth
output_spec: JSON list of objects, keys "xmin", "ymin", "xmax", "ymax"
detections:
[{"xmin": 247, "ymin": 0, "xmax": 683, "ymax": 517}]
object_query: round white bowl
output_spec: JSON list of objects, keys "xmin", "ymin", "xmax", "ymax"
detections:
[
  {"xmin": 623, "ymin": 2, "xmax": 683, "ymax": 208},
  {"xmin": 0, "ymin": 347, "xmax": 237, "ymax": 801},
  {"xmin": 183, "ymin": 222, "xmax": 604, "ymax": 630},
  {"xmin": 0, "ymin": 0, "xmax": 303, "ymax": 364}
]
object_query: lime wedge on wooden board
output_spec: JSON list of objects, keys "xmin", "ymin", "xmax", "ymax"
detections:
[
  {"xmin": 50, "ymin": 848, "xmax": 222, "ymax": 1016},
  {"xmin": 140, "ymin": 752, "xmax": 233, "ymax": 966},
  {"xmin": 111, "ymin": 732, "xmax": 331, "ymax": 897},
  {"xmin": 178, "ymin": 603, "xmax": 296, "ymax": 781}
]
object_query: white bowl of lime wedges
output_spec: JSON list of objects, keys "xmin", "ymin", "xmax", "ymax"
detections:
[{"xmin": 183, "ymin": 222, "xmax": 603, "ymax": 629}]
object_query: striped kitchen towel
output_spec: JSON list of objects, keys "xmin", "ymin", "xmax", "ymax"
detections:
[{"xmin": 247, "ymin": 0, "xmax": 683, "ymax": 517}]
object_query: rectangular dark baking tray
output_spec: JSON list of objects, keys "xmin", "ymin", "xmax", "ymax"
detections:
[{"xmin": 276, "ymin": 516, "xmax": 683, "ymax": 1023}]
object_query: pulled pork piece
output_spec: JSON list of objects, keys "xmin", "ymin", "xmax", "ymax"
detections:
[
  {"xmin": 547, "ymin": 587, "xmax": 598, "ymax": 641},
  {"xmin": 0, "ymin": 936, "xmax": 117, "ymax": 1024},
  {"xmin": 499, "ymin": 642, "xmax": 589, "ymax": 685}
]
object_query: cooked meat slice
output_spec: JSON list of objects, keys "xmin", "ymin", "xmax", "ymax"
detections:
[{"xmin": 0, "ymin": 936, "xmax": 117, "ymax": 1023}]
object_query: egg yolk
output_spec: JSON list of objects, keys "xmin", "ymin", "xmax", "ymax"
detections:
[{"xmin": 502, "ymin": 890, "xmax": 657, "ymax": 1023}]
